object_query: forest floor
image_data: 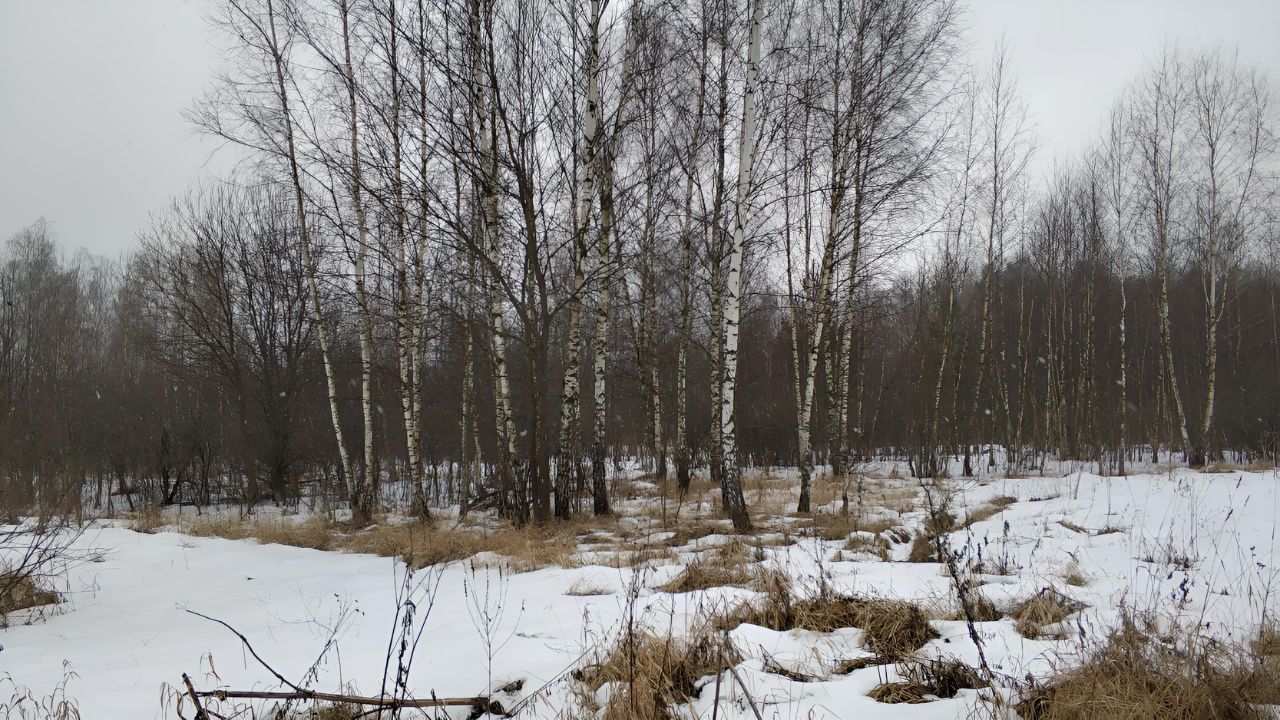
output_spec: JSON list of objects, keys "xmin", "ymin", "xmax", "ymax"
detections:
[{"xmin": 4, "ymin": 460, "xmax": 1280, "ymax": 719}]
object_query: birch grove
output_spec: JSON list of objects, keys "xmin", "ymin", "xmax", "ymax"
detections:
[{"xmin": 6, "ymin": 0, "xmax": 1279, "ymax": 528}]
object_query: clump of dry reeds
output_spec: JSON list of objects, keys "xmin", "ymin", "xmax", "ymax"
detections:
[
  {"xmin": 0, "ymin": 569, "xmax": 59, "ymax": 625},
  {"xmin": 719, "ymin": 574, "xmax": 937, "ymax": 658},
  {"xmin": 1019, "ymin": 613, "xmax": 1280, "ymax": 719},
  {"xmin": 1011, "ymin": 587, "xmax": 1085, "ymax": 640},
  {"xmin": 155, "ymin": 513, "xmax": 580, "ymax": 572},
  {"xmin": 657, "ymin": 555, "xmax": 753, "ymax": 594},
  {"xmin": 867, "ymin": 655, "xmax": 989, "ymax": 704},
  {"xmin": 574, "ymin": 627, "xmax": 735, "ymax": 720}
]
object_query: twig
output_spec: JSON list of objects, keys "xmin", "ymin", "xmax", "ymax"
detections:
[
  {"xmin": 184, "ymin": 608, "xmax": 303, "ymax": 692},
  {"xmin": 721, "ymin": 634, "xmax": 764, "ymax": 720},
  {"xmin": 182, "ymin": 673, "xmax": 210, "ymax": 720}
]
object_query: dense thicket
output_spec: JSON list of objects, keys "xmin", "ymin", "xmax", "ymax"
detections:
[{"xmin": 2, "ymin": 0, "xmax": 1276, "ymax": 523}]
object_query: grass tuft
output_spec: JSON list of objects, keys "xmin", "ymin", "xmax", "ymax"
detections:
[
  {"xmin": 574, "ymin": 627, "xmax": 733, "ymax": 720},
  {"xmin": 1019, "ymin": 614, "xmax": 1280, "ymax": 719},
  {"xmin": 657, "ymin": 557, "xmax": 752, "ymax": 594},
  {"xmin": 719, "ymin": 577, "xmax": 937, "ymax": 657},
  {"xmin": 1012, "ymin": 587, "xmax": 1085, "ymax": 640},
  {"xmin": 0, "ymin": 570, "xmax": 59, "ymax": 624},
  {"xmin": 868, "ymin": 656, "xmax": 988, "ymax": 704}
]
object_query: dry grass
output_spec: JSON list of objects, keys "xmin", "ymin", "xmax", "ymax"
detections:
[
  {"xmin": 597, "ymin": 545, "xmax": 679, "ymax": 569},
  {"xmin": 157, "ymin": 513, "xmax": 581, "ymax": 572},
  {"xmin": 0, "ymin": 571, "xmax": 59, "ymax": 623},
  {"xmin": 128, "ymin": 506, "xmax": 169, "ymax": 534},
  {"xmin": 1011, "ymin": 587, "xmax": 1085, "ymax": 640},
  {"xmin": 800, "ymin": 510, "xmax": 902, "ymax": 541},
  {"xmin": 1199, "ymin": 460, "xmax": 1271, "ymax": 473},
  {"xmin": 346, "ymin": 522, "xmax": 579, "ymax": 572},
  {"xmin": 662, "ymin": 524, "xmax": 723, "ymax": 548},
  {"xmin": 1019, "ymin": 615, "xmax": 1280, "ymax": 719},
  {"xmin": 835, "ymin": 655, "xmax": 891, "ymax": 674},
  {"xmin": 1059, "ymin": 520, "xmax": 1087, "ymax": 534},
  {"xmin": 719, "ymin": 577, "xmax": 937, "ymax": 658},
  {"xmin": 843, "ymin": 532, "xmax": 891, "ymax": 561},
  {"xmin": 574, "ymin": 627, "xmax": 734, "ymax": 720},
  {"xmin": 906, "ymin": 532, "xmax": 938, "ymax": 563},
  {"xmin": 904, "ymin": 504, "xmax": 960, "ymax": 564},
  {"xmin": 942, "ymin": 590, "xmax": 1002, "ymax": 623},
  {"xmin": 1062, "ymin": 562, "xmax": 1089, "ymax": 587},
  {"xmin": 657, "ymin": 556, "xmax": 753, "ymax": 594},
  {"xmin": 1253, "ymin": 623, "xmax": 1280, "ymax": 657},
  {"xmin": 960, "ymin": 496, "xmax": 1016, "ymax": 528},
  {"xmin": 867, "ymin": 656, "xmax": 988, "ymax": 704},
  {"xmin": 184, "ymin": 515, "xmax": 337, "ymax": 550},
  {"xmin": 566, "ymin": 577, "xmax": 614, "ymax": 596}
]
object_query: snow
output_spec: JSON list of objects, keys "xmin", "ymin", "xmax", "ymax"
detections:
[{"xmin": 4, "ymin": 466, "xmax": 1279, "ymax": 718}]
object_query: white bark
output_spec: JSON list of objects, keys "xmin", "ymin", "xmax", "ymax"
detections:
[
  {"xmin": 556, "ymin": 0, "xmax": 601, "ymax": 518},
  {"xmin": 338, "ymin": 0, "xmax": 376, "ymax": 513},
  {"xmin": 718, "ymin": 0, "xmax": 764, "ymax": 533},
  {"xmin": 263, "ymin": 0, "xmax": 356, "ymax": 507}
]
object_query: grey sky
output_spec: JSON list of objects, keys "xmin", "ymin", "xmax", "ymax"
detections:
[
  {"xmin": 966, "ymin": 0, "xmax": 1280, "ymax": 182},
  {"xmin": 1, "ymin": 0, "xmax": 1277, "ymax": 258},
  {"xmin": 0, "ymin": 0, "xmax": 230, "ymax": 259}
]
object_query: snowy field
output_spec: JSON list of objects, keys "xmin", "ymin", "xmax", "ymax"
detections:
[{"xmin": 4, "ymin": 465, "xmax": 1280, "ymax": 718}]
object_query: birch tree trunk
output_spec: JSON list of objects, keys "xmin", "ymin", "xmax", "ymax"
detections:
[
  {"xmin": 718, "ymin": 0, "xmax": 764, "ymax": 533},
  {"xmin": 589, "ymin": 176, "xmax": 615, "ymax": 516},
  {"xmin": 556, "ymin": 0, "xmax": 601, "ymax": 519},
  {"xmin": 470, "ymin": 0, "xmax": 518, "ymax": 512},
  {"xmin": 262, "ymin": 0, "xmax": 358, "ymax": 516},
  {"xmin": 706, "ymin": 31, "xmax": 732, "ymax": 493},
  {"xmin": 383, "ymin": 1, "xmax": 426, "ymax": 515},
  {"xmin": 674, "ymin": 30, "xmax": 710, "ymax": 492},
  {"xmin": 586, "ymin": 8, "xmax": 640, "ymax": 516},
  {"xmin": 337, "ymin": 0, "xmax": 377, "ymax": 516}
]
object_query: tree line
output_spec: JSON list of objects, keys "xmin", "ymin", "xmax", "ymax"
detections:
[{"xmin": 2, "ymin": 0, "xmax": 1277, "ymax": 530}]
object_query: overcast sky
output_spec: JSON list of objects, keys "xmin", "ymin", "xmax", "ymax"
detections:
[{"xmin": 1, "ymin": 0, "xmax": 1278, "ymax": 258}]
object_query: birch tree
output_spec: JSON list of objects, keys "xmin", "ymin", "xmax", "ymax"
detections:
[
  {"xmin": 717, "ymin": 0, "xmax": 764, "ymax": 533},
  {"xmin": 193, "ymin": 0, "xmax": 362, "ymax": 516}
]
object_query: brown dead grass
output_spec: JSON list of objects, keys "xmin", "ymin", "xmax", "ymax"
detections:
[
  {"xmin": 598, "ymin": 545, "xmax": 679, "ymax": 569},
  {"xmin": 867, "ymin": 656, "xmax": 988, "ymax": 704},
  {"xmin": 346, "ymin": 522, "xmax": 579, "ymax": 572},
  {"xmin": 1062, "ymin": 562, "xmax": 1089, "ymax": 587},
  {"xmin": 802, "ymin": 511, "xmax": 902, "ymax": 541},
  {"xmin": 663, "ymin": 524, "xmax": 722, "ymax": 548},
  {"xmin": 1012, "ymin": 587, "xmax": 1085, "ymax": 639},
  {"xmin": 844, "ymin": 533, "xmax": 892, "ymax": 561},
  {"xmin": 574, "ymin": 628, "xmax": 734, "ymax": 720},
  {"xmin": 904, "ymin": 505, "xmax": 961, "ymax": 564},
  {"xmin": 0, "ymin": 571, "xmax": 59, "ymax": 623},
  {"xmin": 1200, "ymin": 460, "xmax": 1274, "ymax": 474},
  {"xmin": 960, "ymin": 496, "xmax": 1016, "ymax": 528},
  {"xmin": 943, "ymin": 590, "xmax": 1002, "ymax": 623},
  {"xmin": 657, "ymin": 557, "xmax": 753, "ymax": 594},
  {"xmin": 566, "ymin": 577, "xmax": 614, "ymax": 596},
  {"xmin": 1253, "ymin": 623, "xmax": 1280, "ymax": 657},
  {"xmin": 167, "ymin": 514, "xmax": 580, "ymax": 572},
  {"xmin": 185, "ymin": 515, "xmax": 337, "ymax": 550},
  {"xmin": 1019, "ymin": 615, "xmax": 1280, "ymax": 719},
  {"xmin": 719, "ymin": 576, "xmax": 937, "ymax": 658},
  {"xmin": 128, "ymin": 506, "xmax": 169, "ymax": 534},
  {"xmin": 907, "ymin": 532, "xmax": 939, "ymax": 563}
]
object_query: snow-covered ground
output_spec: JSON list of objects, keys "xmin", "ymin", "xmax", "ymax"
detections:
[{"xmin": 4, "ymin": 465, "xmax": 1279, "ymax": 718}]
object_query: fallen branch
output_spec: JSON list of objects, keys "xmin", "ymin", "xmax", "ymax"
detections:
[{"xmin": 190, "ymin": 686, "xmax": 505, "ymax": 715}]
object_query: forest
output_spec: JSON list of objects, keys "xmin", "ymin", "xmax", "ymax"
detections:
[{"xmin": 2, "ymin": 0, "xmax": 1275, "ymax": 529}]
